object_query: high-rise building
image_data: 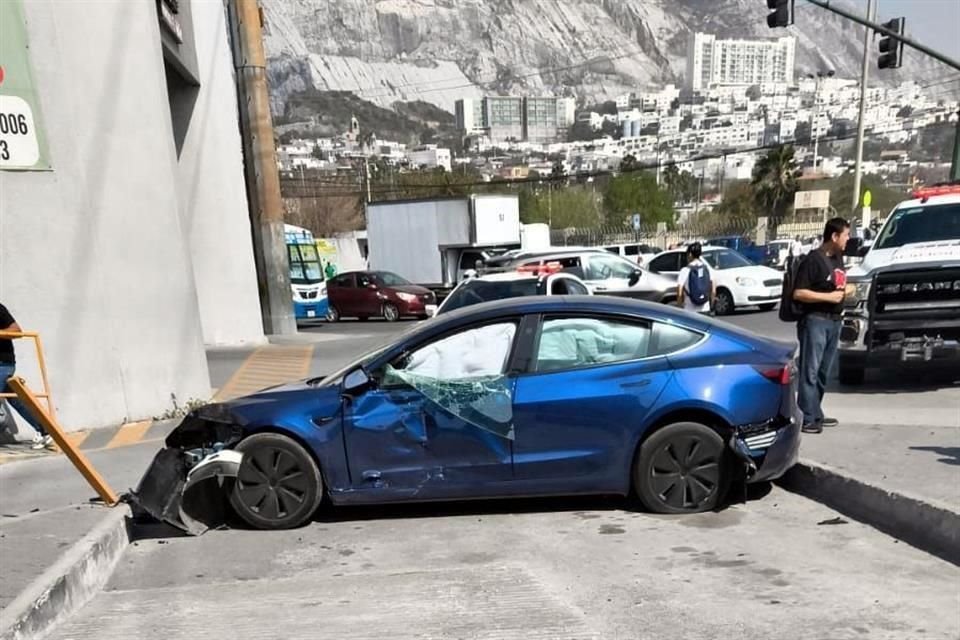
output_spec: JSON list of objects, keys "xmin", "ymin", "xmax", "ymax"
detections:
[
  {"xmin": 455, "ymin": 96, "xmax": 575, "ymax": 143},
  {"xmin": 686, "ymin": 33, "xmax": 795, "ymax": 92}
]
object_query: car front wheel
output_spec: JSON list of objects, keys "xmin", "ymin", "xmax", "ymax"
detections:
[
  {"xmin": 229, "ymin": 433, "xmax": 323, "ymax": 530},
  {"xmin": 634, "ymin": 422, "xmax": 730, "ymax": 514},
  {"xmin": 714, "ymin": 289, "xmax": 734, "ymax": 316}
]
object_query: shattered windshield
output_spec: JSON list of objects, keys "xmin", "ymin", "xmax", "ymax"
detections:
[
  {"xmin": 875, "ymin": 204, "xmax": 960, "ymax": 249},
  {"xmin": 383, "ymin": 322, "xmax": 517, "ymax": 439}
]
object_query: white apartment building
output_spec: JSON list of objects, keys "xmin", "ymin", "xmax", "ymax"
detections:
[{"xmin": 686, "ymin": 33, "xmax": 795, "ymax": 92}]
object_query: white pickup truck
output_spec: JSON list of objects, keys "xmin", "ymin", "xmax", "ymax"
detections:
[{"xmin": 838, "ymin": 184, "xmax": 960, "ymax": 384}]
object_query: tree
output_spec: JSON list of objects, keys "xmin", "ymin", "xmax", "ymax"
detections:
[
  {"xmin": 746, "ymin": 85, "xmax": 762, "ymax": 101},
  {"xmin": 520, "ymin": 186, "xmax": 602, "ymax": 229},
  {"xmin": 621, "ymin": 154, "xmax": 640, "ymax": 172},
  {"xmin": 663, "ymin": 165, "xmax": 699, "ymax": 204},
  {"xmin": 550, "ymin": 162, "xmax": 566, "ymax": 181},
  {"xmin": 713, "ymin": 181, "xmax": 757, "ymax": 222},
  {"xmin": 751, "ymin": 145, "xmax": 800, "ymax": 218},
  {"xmin": 603, "ymin": 171, "xmax": 674, "ymax": 226}
]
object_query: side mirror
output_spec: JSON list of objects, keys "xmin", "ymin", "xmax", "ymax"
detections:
[
  {"xmin": 858, "ymin": 244, "xmax": 870, "ymax": 258},
  {"xmin": 844, "ymin": 237, "xmax": 863, "ymax": 258},
  {"xmin": 343, "ymin": 368, "xmax": 371, "ymax": 395},
  {"xmin": 628, "ymin": 270, "xmax": 642, "ymax": 287}
]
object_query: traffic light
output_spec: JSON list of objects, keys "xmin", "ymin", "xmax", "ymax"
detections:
[
  {"xmin": 766, "ymin": 0, "xmax": 794, "ymax": 28},
  {"xmin": 878, "ymin": 17, "xmax": 905, "ymax": 70}
]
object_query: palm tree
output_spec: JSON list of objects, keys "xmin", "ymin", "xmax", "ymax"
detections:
[{"xmin": 751, "ymin": 145, "xmax": 800, "ymax": 219}]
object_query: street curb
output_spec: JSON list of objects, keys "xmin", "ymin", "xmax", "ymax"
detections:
[
  {"xmin": 0, "ymin": 506, "xmax": 131, "ymax": 640},
  {"xmin": 778, "ymin": 459, "xmax": 960, "ymax": 566}
]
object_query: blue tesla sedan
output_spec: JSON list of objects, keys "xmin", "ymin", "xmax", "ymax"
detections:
[{"xmin": 134, "ymin": 297, "xmax": 801, "ymax": 533}]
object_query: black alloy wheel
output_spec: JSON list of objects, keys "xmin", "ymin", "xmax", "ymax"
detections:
[
  {"xmin": 635, "ymin": 422, "xmax": 729, "ymax": 514},
  {"xmin": 229, "ymin": 433, "xmax": 323, "ymax": 530}
]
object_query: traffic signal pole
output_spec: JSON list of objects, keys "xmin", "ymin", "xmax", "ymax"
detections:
[
  {"xmin": 802, "ymin": 0, "xmax": 960, "ymax": 183},
  {"xmin": 850, "ymin": 0, "xmax": 875, "ymax": 213}
]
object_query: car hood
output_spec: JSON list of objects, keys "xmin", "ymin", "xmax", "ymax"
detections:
[
  {"xmin": 391, "ymin": 284, "xmax": 433, "ymax": 295},
  {"xmin": 850, "ymin": 240, "xmax": 960, "ymax": 277}
]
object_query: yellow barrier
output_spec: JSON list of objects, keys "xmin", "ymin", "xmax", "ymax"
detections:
[
  {"xmin": 7, "ymin": 377, "xmax": 119, "ymax": 506},
  {"xmin": 0, "ymin": 330, "xmax": 56, "ymax": 420}
]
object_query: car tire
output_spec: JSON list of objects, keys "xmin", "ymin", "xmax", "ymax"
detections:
[
  {"xmin": 228, "ymin": 433, "xmax": 323, "ymax": 530},
  {"xmin": 634, "ymin": 422, "xmax": 730, "ymax": 514},
  {"xmin": 383, "ymin": 303, "xmax": 400, "ymax": 322},
  {"xmin": 758, "ymin": 303, "xmax": 777, "ymax": 312},
  {"xmin": 838, "ymin": 357, "xmax": 866, "ymax": 386},
  {"xmin": 325, "ymin": 306, "xmax": 340, "ymax": 323},
  {"xmin": 714, "ymin": 289, "xmax": 734, "ymax": 316}
]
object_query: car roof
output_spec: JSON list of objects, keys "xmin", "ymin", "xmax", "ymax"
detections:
[{"xmin": 892, "ymin": 193, "xmax": 960, "ymax": 210}]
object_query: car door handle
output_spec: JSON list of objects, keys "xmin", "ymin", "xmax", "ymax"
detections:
[
  {"xmin": 621, "ymin": 379, "xmax": 651, "ymax": 389},
  {"xmin": 594, "ymin": 286, "xmax": 608, "ymax": 291}
]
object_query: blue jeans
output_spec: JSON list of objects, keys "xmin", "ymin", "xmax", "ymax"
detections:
[
  {"xmin": 0, "ymin": 363, "xmax": 48, "ymax": 436},
  {"xmin": 797, "ymin": 314, "xmax": 840, "ymax": 426}
]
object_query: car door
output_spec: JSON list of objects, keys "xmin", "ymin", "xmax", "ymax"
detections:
[
  {"xmin": 355, "ymin": 272, "xmax": 380, "ymax": 315},
  {"xmin": 328, "ymin": 274, "xmax": 355, "ymax": 313},
  {"xmin": 343, "ymin": 320, "xmax": 519, "ymax": 497},
  {"xmin": 583, "ymin": 253, "xmax": 662, "ymax": 300},
  {"xmin": 511, "ymin": 315, "xmax": 674, "ymax": 488}
]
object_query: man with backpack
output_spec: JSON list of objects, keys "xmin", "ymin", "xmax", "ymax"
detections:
[
  {"xmin": 785, "ymin": 218, "xmax": 851, "ymax": 434},
  {"xmin": 677, "ymin": 242, "xmax": 715, "ymax": 314}
]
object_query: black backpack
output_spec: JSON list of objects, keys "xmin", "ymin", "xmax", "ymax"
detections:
[{"xmin": 779, "ymin": 254, "xmax": 806, "ymax": 322}]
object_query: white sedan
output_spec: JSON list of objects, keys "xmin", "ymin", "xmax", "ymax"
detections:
[{"xmin": 646, "ymin": 246, "xmax": 784, "ymax": 315}]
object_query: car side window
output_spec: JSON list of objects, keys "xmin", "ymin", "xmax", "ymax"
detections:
[
  {"xmin": 586, "ymin": 254, "xmax": 636, "ymax": 280},
  {"xmin": 534, "ymin": 317, "xmax": 652, "ymax": 373},
  {"xmin": 333, "ymin": 274, "xmax": 354, "ymax": 288},
  {"xmin": 357, "ymin": 273, "xmax": 372, "ymax": 287},
  {"xmin": 648, "ymin": 253, "xmax": 679, "ymax": 273},
  {"xmin": 383, "ymin": 322, "xmax": 518, "ymax": 439}
]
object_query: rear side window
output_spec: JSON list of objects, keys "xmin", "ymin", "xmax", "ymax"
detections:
[
  {"xmin": 332, "ymin": 275, "xmax": 354, "ymax": 288},
  {"xmin": 650, "ymin": 323, "xmax": 703, "ymax": 356},
  {"xmin": 624, "ymin": 245, "xmax": 640, "ymax": 256}
]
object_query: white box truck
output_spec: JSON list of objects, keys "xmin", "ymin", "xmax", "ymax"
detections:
[{"xmin": 366, "ymin": 194, "xmax": 521, "ymax": 296}]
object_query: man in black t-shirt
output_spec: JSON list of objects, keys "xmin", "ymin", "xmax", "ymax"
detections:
[
  {"xmin": 1, "ymin": 303, "xmax": 53, "ymax": 449},
  {"xmin": 792, "ymin": 218, "xmax": 851, "ymax": 434}
]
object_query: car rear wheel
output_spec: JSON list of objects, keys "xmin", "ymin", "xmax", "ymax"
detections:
[
  {"xmin": 714, "ymin": 289, "xmax": 734, "ymax": 316},
  {"xmin": 383, "ymin": 303, "xmax": 400, "ymax": 322},
  {"xmin": 634, "ymin": 422, "xmax": 729, "ymax": 514},
  {"xmin": 229, "ymin": 433, "xmax": 323, "ymax": 530},
  {"xmin": 325, "ymin": 306, "xmax": 340, "ymax": 322}
]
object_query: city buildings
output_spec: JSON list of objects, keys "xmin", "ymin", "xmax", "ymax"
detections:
[
  {"xmin": 455, "ymin": 96, "xmax": 575, "ymax": 143},
  {"xmin": 408, "ymin": 145, "xmax": 453, "ymax": 172},
  {"xmin": 686, "ymin": 32, "xmax": 796, "ymax": 92}
]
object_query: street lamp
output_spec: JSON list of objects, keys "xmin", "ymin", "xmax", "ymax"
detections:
[{"xmin": 808, "ymin": 69, "xmax": 835, "ymax": 173}]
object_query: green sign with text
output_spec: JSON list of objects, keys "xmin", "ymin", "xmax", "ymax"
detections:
[{"xmin": 0, "ymin": 0, "xmax": 50, "ymax": 170}]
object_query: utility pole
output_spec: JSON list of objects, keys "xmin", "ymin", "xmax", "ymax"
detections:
[
  {"xmin": 953, "ymin": 109, "xmax": 960, "ymax": 182},
  {"xmin": 851, "ymin": 0, "xmax": 876, "ymax": 213},
  {"xmin": 228, "ymin": 0, "xmax": 295, "ymax": 335}
]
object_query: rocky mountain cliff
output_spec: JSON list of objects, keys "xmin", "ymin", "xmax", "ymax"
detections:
[{"xmin": 262, "ymin": 0, "xmax": 945, "ymax": 119}]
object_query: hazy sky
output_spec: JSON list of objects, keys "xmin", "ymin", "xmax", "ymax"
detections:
[{"xmin": 866, "ymin": 0, "xmax": 960, "ymax": 60}]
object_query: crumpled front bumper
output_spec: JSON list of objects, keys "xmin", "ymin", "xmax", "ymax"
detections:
[{"xmin": 128, "ymin": 413, "xmax": 245, "ymax": 535}]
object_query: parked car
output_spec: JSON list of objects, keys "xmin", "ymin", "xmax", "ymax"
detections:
[
  {"xmin": 602, "ymin": 243, "xmax": 661, "ymax": 267},
  {"xmin": 705, "ymin": 236, "xmax": 777, "ymax": 267},
  {"xmin": 501, "ymin": 249, "xmax": 679, "ymax": 304},
  {"xmin": 767, "ymin": 239, "xmax": 794, "ymax": 270},
  {"xmin": 438, "ymin": 265, "xmax": 591, "ymax": 315},
  {"xmin": 133, "ymin": 296, "xmax": 800, "ymax": 532},
  {"xmin": 647, "ymin": 246, "xmax": 784, "ymax": 315},
  {"xmin": 326, "ymin": 271, "xmax": 437, "ymax": 322}
]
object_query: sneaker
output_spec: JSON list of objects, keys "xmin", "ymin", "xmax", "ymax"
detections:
[
  {"xmin": 31, "ymin": 434, "xmax": 54, "ymax": 450},
  {"xmin": 801, "ymin": 422, "xmax": 823, "ymax": 434},
  {"xmin": 821, "ymin": 417, "xmax": 839, "ymax": 428}
]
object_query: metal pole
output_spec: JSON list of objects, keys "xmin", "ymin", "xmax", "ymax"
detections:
[
  {"xmin": 952, "ymin": 109, "xmax": 960, "ymax": 182},
  {"xmin": 228, "ymin": 0, "xmax": 296, "ymax": 335},
  {"xmin": 805, "ymin": 0, "xmax": 960, "ymax": 71},
  {"xmin": 812, "ymin": 75, "xmax": 822, "ymax": 173},
  {"xmin": 851, "ymin": 0, "xmax": 876, "ymax": 212}
]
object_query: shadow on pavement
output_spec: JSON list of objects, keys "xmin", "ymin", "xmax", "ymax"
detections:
[
  {"xmin": 908, "ymin": 446, "xmax": 960, "ymax": 466},
  {"xmin": 831, "ymin": 362, "xmax": 960, "ymax": 395}
]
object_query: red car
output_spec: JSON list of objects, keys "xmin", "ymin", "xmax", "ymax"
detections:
[{"xmin": 325, "ymin": 271, "xmax": 437, "ymax": 322}]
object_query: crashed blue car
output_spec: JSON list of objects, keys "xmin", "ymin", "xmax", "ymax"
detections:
[{"xmin": 133, "ymin": 297, "xmax": 801, "ymax": 533}]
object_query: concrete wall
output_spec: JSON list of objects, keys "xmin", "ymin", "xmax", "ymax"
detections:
[
  {"xmin": 0, "ymin": 0, "xmax": 259, "ymax": 430},
  {"xmin": 177, "ymin": 0, "xmax": 264, "ymax": 347}
]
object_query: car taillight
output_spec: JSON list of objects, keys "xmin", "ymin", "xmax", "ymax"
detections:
[{"xmin": 756, "ymin": 364, "xmax": 792, "ymax": 385}]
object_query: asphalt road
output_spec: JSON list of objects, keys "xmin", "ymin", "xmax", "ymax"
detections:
[{"xmin": 59, "ymin": 307, "xmax": 960, "ymax": 639}]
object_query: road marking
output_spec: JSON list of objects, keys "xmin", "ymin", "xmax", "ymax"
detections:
[
  {"xmin": 214, "ymin": 345, "xmax": 314, "ymax": 401},
  {"xmin": 104, "ymin": 420, "xmax": 152, "ymax": 449}
]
